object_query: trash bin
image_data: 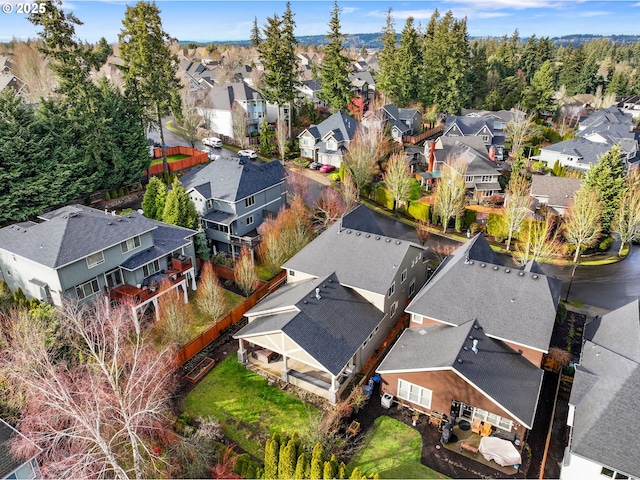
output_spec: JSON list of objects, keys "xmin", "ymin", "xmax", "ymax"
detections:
[{"xmin": 381, "ymin": 393, "xmax": 394, "ymax": 409}]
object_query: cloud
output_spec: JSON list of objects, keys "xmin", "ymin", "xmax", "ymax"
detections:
[
  {"xmin": 341, "ymin": 7, "xmax": 358, "ymax": 14},
  {"xmin": 578, "ymin": 10, "xmax": 613, "ymax": 17},
  {"xmin": 474, "ymin": 11, "xmax": 513, "ymax": 19}
]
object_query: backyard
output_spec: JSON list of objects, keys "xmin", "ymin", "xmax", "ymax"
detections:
[
  {"xmin": 150, "ymin": 153, "xmax": 189, "ymax": 166},
  {"xmin": 181, "ymin": 356, "xmax": 322, "ymax": 460}
]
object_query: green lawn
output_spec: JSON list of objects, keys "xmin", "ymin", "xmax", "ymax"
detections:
[
  {"xmin": 348, "ymin": 416, "xmax": 448, "ymax": 479},
  {"xmin": 150, "ymin": 154, "xmax": 189, "ymax": 166},
  {"xmin": 181, "ymin": 356, "xmax": 321, "ymax": 459}
]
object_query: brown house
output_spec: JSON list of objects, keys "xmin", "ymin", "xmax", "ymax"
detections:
[{"xmin": 377, "ymin": 234, "xmax": 562, "ymax": 441}]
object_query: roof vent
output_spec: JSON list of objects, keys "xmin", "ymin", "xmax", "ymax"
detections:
[
  {"xmin": 322, "ymin": 284, "xmax": 327, "ymax": 288},
  {"xmin": 505, "ymin": 268, "xmax": 510, "ymax": 273},
  {"xmin": 474, "ymin": 324, "xmax": 480, "ymax": 330},
  {"xmin": 356, "ymin": 232, "xmax": 361, "ymax": 236},
  {"xmin": 315, "ymin": 288, "xmax": 321, "ymax": 300},
  {"xmin": 328, "ymin": 279, "xmax": 333, "ymax": 283},
  {"xmin": 457, "ymin": 358, "xmax": 463, "ymax": 364},
  {"xmin": 375, "ymin": 236, "xmax": 380, "ymax": 240},
  {"xmin": 386, "ymin": 238, "xmax": 391, "ymax": 242},
  {"xmin": 472, "ymin": 339, "xmax": 479, "ymax": 354},
  {"xmin": 493, "ymin": 266, "xmax": 498, "ymax": 270},
  {"xmin": 303, "ymin": 300, "xmax": 308, "ymax": 304},
  {"xmin": 533, "ymin": 274, "xmax": 539, "ymax": 279},
  {"xmin": 518, "ymin": 272, "xmax": 524, "ymax": 276},
  {"xmin": 347, "ymin": 230, "xmax": 352, "ymax": 234},
  {"xmin": 480, "ymin": 263, "xmax": 486, "ymax": 268},
  {"xmin": 396, "ymin": 240, "xmax": 401, "ymax": 245},
  {"xmin": 365, "ymin": 234, "xmax": 371, "ymax": 238},
  {"xmin": 463, "ymin": 346, "xmax": 469, "ymax": 351},
  {"xmin": 107, "ymin": 221, "xmax": 112, "ymax": 225}
]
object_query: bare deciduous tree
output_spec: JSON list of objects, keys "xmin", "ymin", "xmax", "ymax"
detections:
[
  {"xmin": 156, "ymin": 281, "xmax": 193, "ymax": 346},
  {"xmin": 174, "ymin": 90, "xmax": 202, "ymax": 147},
  {"xmin": 415, "ymin": 219, "xmax": 431, "ymax": 246},
  {"xmin": 231, "ymin": 102, "xmax": 247, "ymax": 148},
  {"xmin": 12, "ymin": 41, "xmax": 58, "ymax": 102},
  {"xmin": 196, "ymin": 262, "xmax": 227, "ymax": 320},
  {"xmin": 234, "ymin": 247, "xmax": 259, "ymax": 297},
  {"xmin": 504, "ymin": 106, "xmax": 537, "ymax": 159},
  {"xmin": 434, "ymin": 160, "xmax": 467, "ymax": 233},
  {"xmin": 0, "ymin": 302, "xmax": 177, "ymax": 480},
  {"xmin": 314, "ymin": 187, "xmax": 347, "ymax": 229},
  {"xmin": 341, "ymin": 172, "xmax": 358, "ymax": 212},
  {"xmin": 342, "ymin": 127, "xmax": 387, "ymax": 199},
  {"xmin": 503, "ymin": 173, "xmax": 532, "ymax": 251},
  {"xmin": 275, "ymin": 118, "xmax": 288, "ymax": 163},
  {"xmin": 612, "ymin": 172, "xmax": 640, "ymax": 256},
  {"xmin": 513, "ymin": 217, "xmax": 560, "ymax": 266},
  {"xmin": 383, "ymin": 152, "xmax": 413, "ymax": 216},
  {"xmin": 285, "ymin": 170, "xmax": 313, "ymax": 205},
  {"xmin": 563, "ymin": 189, "xmax": 603, "ymax": 264}
]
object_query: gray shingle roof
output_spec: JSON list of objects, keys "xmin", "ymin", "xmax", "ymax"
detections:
[
  {"xmin": 445, "ymin": 116, "xmax": 494, "ymax": 136},
  {"xmin": 120, "ymin": 221, "xmax": 195, "ymax": 271},
  {"xmin": 570, "ymin": 327, "xmax": 640, "ymax": 478},
  {"xmin": 205, "ymin": 82, "xmax": 263, "ymax": 110},
  {"xmin": 377, "ymin": 320, "xmax": 543, "ymax": 428},
  {"xmin": 283, "ymin": 219, "xmax": 424, "ymax": 296},
  {"xmin": 235, "ymin": 273, "xmax": 385, "ymax": 375},
  {"xmin": 179, "ymin": 157, "xmax": 285, "ymax": 202},
  {"xmin": 435, "ymin": 138, "xmax": 500, "ymax": 177},
  {"xmin": 339, "ymin": 205, "xmax": 387, "ymax": 236},
  {"xmin": 0, "ymin": 205, "xmax": 160, "ymax": 269},
  {"xmin": 298, "ymin": 111, "xmax": 358, "ymax": 143},
  {"xmin": 541, "ymin": 137, "xmax": 611, "ymax": 167},
  {"xmin": 406, "ymin": 235, "xmax": 561, "ymax": 352},
  {"xmin": 584, "ymin": 299, "xmax": 640, "ymax": 363},
  {"xmin": 530, "ymin": 175, "xmax": 583, "ymax": 209}
]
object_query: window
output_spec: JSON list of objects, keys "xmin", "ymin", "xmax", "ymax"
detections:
[
  {"xmin": 465, "ymin": 176, "xmax": 473, "ymax": 182},
  {"xmin": 207, "ymin": 199, "xmax": 214, "ymax": 209},
  {"xmin": 481, "ymin": 175, "xmax": 493, "ymax": 182},
  {"xmin": 143, "ymin": 260, "xmax": 160, "ymax": 278},
  {"xmin": 409, "ymin": 278, "xmax": 416, "ymax": 297},
  {"xmin": 482, "ymin": 135, "xmax": 490, "ymax": 143},
  {"xmin": 473, "ymin": 408, "xmax": 512, "ymax": 431},
  {"xmin": 401, "ymin": 269, "xmax": 407, "ymax": 283},
  {"xmin": 86, "ymin": 251, "xmax": 104, "ymax": 268},
  {"xmin": 388, "ymin": 282, "xmax": 395, "ymax": 297},
  {"xmin": 246, "ymin": 215, "xmax": 254, "ymax": 226},
  {"xmin": 75, "ymin": 278, "xmax": 100, "ymax": 300},
  {"xmin": 600, "ymin": 469, "xmax": 629, "ymax": 479},
  {"xmin": 289, "ymin": 269, "xmax": 295, "ymax": 277},
  {"xmin": 120, "ymin": 236, "xmax": 141, "ymax": 254},
  {"xmin": 245, "ymin": 196, "xmax": 255, "ymax": 207},
  {"xmin": 397, "ymin": 379, "xmax": 432, "ymax": 409},
  {"xmin": 390, "ymin": 301, "xmax": 397, "ymax": 317}
]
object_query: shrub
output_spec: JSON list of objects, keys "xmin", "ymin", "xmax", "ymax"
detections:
[
  {"xmin": 487, "ymin": 213, "xmax": 507, "ymax": 238},
  {"xmin": 104, "ymin": 192, "xmax": 111, "ymax": 201},
  {"xmin": 327, "ymin": 172, "xmax": 341, "ymax": 182},
  {"xmin": 293, "ymin": 157, "xmax": 311, "ymax": 168},
  {"xmin": 465, "ymin": 209, "xmax": 477, "ymax": 226},
  {"xmin": 374, "ymin": 185, "xmax": 394, "ymax": 210},
  {"xmin": 224, "ymin": 279, "xmax": 233, "ymax": 288},
  {"xmin": 110, "ymin": 189, "xmax": 118, "ymax": 199},
  {"xmin": 555, "ymin": 302, "xmax": 567, "ymax": 325},
  {"xmin": 118, "ymin": 187, "xmax": 125, "ymax": 197},
  {"xmin": 470, "ymin": 222, "xmax": 481, "ymax": 235},
  {"xmin": 407, "ymin": 201, "xmax": 430, "ymax": 222},
  {"xmin": 597, "ymin": 236, "xmax": 613, "ymax": 252},
  {"xmin": 494, "ymin": 234, "xmax": 505, "ymax": 243},
  {"xmin": 211, "ymin": 253, "xmax": 234, "ymax": 268}
]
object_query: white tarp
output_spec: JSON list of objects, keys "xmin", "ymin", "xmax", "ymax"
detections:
[{"xmin": 478, "ymin": 436, "xmax": 522, "ymax": 467}]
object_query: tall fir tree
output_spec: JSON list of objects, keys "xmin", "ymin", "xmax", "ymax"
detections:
[
  {"xmin": 317, "ymin": 2, "xmax": 352, "ymax": 111},
  {"xmin": 250, "ymin": 16, "xmax": 262, "ymax": 47},
  {"xmin": 375, "ymin": 9, "xmax": 400, "ymax": 104},
  {"xmin": 397, "ymin": 17, "xmax": 422, "ymax": 107}
]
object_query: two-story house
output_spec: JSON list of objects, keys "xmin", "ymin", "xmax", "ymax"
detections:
[
  {"xmin": 443, "ymin": 116, "xmax": 505, "ymax": 158},
  {"xmin": 0, "ymin": 205, "xmax": 197, "ymax": 321},
  {"xmin": 297, "ymin": 111, "xmax": 359, "ymax": 167},
  {"xmin": 362, "ymin": 104, "xmax": 422, "ymax": 143},
  {"xmin": 234, "ymin": 205, "xmax": 428, "ymax": 403},
  {"xmin": 529, "ymin": 175, "xmax": 583, "ymax": 217},
  {"xmin": 179, "ymin": 157, "xmax": 287, "ymax": 256},
  {"xmin": 377, "ymin": 235, "xmax": 562, "ymax": 443},
  {"xmin": 433, "ymin": 137, "xmax": 502, "ymax": 200},
  {"xmin": 197, "ymin": 82, "xmax": 266, "ymax": 139},
  {"xmin": 561, "ymin": 300, "xmax": 640, "ymax": 480}
]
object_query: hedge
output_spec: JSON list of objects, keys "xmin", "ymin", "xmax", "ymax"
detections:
[
  {"xmin": 487, "ymin": 213, "xmax": 508, "ymax": 238},
  {"xmin": 374, "ymin": 185, "xmax": 395, "ymax": 210},
  {"xmin": 407, "ymin": 202, "xmax": 430, "ymax": 222}
]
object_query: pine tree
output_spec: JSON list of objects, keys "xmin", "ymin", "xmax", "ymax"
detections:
[
  {"xmin": 317, "ymin": 2, "xmax": 352, "ymax": 111},
  {"xmin": 142, "ymin": 176, "xmax": 162, "ymax": 219},
  {"xmin": 309, "ymin": 442, "xmax": 325, "ymax": 480},
  {"xmin": 250, "ymin": 16, "xmax": 262, "ymax": 47},
  {"xmin": 397, "ymin": 17, "xmax": 422, "ymax": 107},
  {"xmin": 154, "ymin": 181, "xmax": 168, "ymax": 220},
  {"xmin": 119, "ymin": 1, "xmax": 182, "ymax": 174},
  {"xmin": 294, "ymin": 453, "xmax": 308, "ymax": 480},
  {"xmin": 264, "ymin": 436, "xmax": 280, "ymax": 480},
  {"xmin": 376, "ymin": 9, "xmax": 400, "ymax": 103},
  {"xmin": 278, "ymin": 439, "xmax": 297, "ymax": 479},
  {"xmin": 522, "ymin": 60, "xmax": 556, "ymax": 114}
]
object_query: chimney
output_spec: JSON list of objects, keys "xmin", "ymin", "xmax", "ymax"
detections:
[
  {"xmin": 315, "ymin": 288, "xmax": 321, "ymax": 300},
  {"xmin": 428, "ymin": 140, "xmax": 436, "ymax": 172},
  {"xmin": 472, "ymin": 339, "xmax": 479, "ymax": 354},
  {"xmin": 488, "ymin": 145, "xmax": 495, "ymax": 162}
]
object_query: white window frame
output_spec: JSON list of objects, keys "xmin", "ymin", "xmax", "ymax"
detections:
[
  {"xmin": 388, "ymin": 282, "xmax": 395, "ymax": 298},
  {"xmin": 120, "ymin": 236, "xmax": 141, "ymax": 254},
  {"xmin": 245, "ymin": 195, "xmax": 255, "ymax": 208},
  {"xmin": 246, "ymin": 215, "xmax": 254, "ymax": 226},
  {"xmin": 142, "ymin": 260, "xmax": 160, "ymax": 278},
  {"xmin": 401, "ymin": 269, "xmax": 407, "ymax": 283},
  {"xmin": 390, "ymin": 301, "xmax": 398, "ymax": 317},
  {"xmin": 75, "ymin": 277, "xmax": 100, "ymax": 300},
  {"xmin": 397, "ymin": 379, "xmax": 432, "ymax": 409},
  {"xmin": 86, "ymin": 251, "xmax": 105, "ymax": 269},
  {"xmin": 473, "ymin": 407, "xmax": 513, "ymax": 431},
  {"xmin": 600, "ymin": 467, "xmax": 629, "ymax": 479},
  {"xmin": 481, "ymin": 135, "xmax": 490, "ymax": 143}
]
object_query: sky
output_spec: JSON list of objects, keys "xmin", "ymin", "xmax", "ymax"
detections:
[{"xmin": 2, "ymin": 0, "xmax": 640, "ymax": 44}]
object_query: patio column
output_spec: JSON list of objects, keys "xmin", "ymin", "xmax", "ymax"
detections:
[
  {"xmin": 237, "ymin": 339, "xmax": 247, "ymax": 363},
  {"xmin": 328, "ymin": 376, "xmax": 338, "ymax": 403},
  {"xmin": 189, "ymin": 268, "xmax": 197, "ymax": 290},
  {"xmin": 152, "ymin": 297, "xmax": 159, "ymax": 321},
  {"xmin": 181, "ymin": 281, "xmax": 188, "ymax": 303},
  {"xmin": 281, "ymin": 355, "xmax": 289, "ymax": 382}
]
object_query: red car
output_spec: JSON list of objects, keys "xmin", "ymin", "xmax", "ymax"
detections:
[{"xmin": 319, "ymin": 164, "xmax": 336, "ymax": 173}]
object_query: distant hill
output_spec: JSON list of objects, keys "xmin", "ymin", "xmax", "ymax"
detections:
[{"xmin": 181, "ymin": 33, "xmax": 640, "ymax": 49}]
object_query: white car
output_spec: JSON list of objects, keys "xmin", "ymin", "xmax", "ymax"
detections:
[
  {"xmin": 238, "ymin": 149, "xmax": 258, "ymax": 159},
  {"xmin": 203, "ymin": 137, "xmax": 222, "ymax": 148}
]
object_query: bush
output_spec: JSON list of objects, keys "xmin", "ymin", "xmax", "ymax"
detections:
[
  {"xmin": 211, "ymin": 253, "xmax": 234, "ymax": 268},
  {"xmin": 597, "ymin": 236, "xmax": 613, "ymax": 252},
  {"xmin": 110, "ymin": 189, "xmax": 119, "ymax": 199},
  {"xmin": 465, "ymin": 209, "xmax": 477, "ymax": 227},
  {"xmin": 494, "ymin": 234, "xmax": 505, "ymax": 243},
  {"xmin": 407, "ymin": 202, "xmax": 430, "ymax": 222},
  {"xmin": 374, "ymin": 185, "xmax": 394, "ymax": 210},
  {"xmin": 224, "ymin": 279, "xmax": 233, "ymax": 288},
  {"xmin": 293, "ymin": 157, "xmax": 311, "ymax": 168},
  {"xmin": 487, "ymin": 213, "xmax": 507, "ymax": 238},
  {"xmin": 470, "ymin": 222, "xmax": 481, "ymax": 235},
  {"xmin": 327, "ymin": 172, "xmax": 341, "ymax": 182},
  {"xmin": 104, "ymin": 192, "xmax": 111, "ymax": 201},
  {"xmin": 555, "ymin": 302, "xmax": 567, "ymax": 325},
  {"xmin": 118, "ymin": 187, "xmax": 125, "ymax": 197}
]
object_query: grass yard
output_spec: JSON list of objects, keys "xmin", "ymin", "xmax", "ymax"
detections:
[
  {"xmin": 188, "ymin": 289, "xmax": 245, "ymax": 338},
  {"xmin": 348, "ymin": 416, "xmax": 448, "ymax": 479},
  {"xmin": 150, "ymin": 154, "xmax": 189, "ymax": 166},
  {"xmin": 181, "ymin": 356, "xmax": 321, "ymax": 459}
]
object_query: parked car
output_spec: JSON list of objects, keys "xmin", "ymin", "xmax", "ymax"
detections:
[
  {"xmin": 203, "ymin": 137, "xmax": 222, "ymax": 148},
  {"xmin": 309, "ymin": 161, "xmax": 322, "ymax": 170},
  {"xmin": 238, "ymin": 149, "xmax": 258, "ymax": 159},
  {"xmin": 319, "ymin": 164, "xmax": 336, "ymax": 173}
]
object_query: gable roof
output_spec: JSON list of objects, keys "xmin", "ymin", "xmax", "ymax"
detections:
[
  {"xmin": 569, "ymin": 301, "xmax": 640, "ymax": 478},
  {"xmin": 235, "ymin": 273, "xmax": 385, "ymax": 375},
  {"xmin": 0, "ymin": 205, "xmax": 163, "ymax": 269},
  {"xmin": 530, "ymin": 175, "xmax": 583, "ymax": 209},
  {"xmin": 338, "ymin": 204, "xmax": 392, "ymax": 237},
  {"xmin": 298, "ymin": 111, "xmax": 358, "ymax": 143},
  {"xmin": 283, "ymin": 213, "xmax": 425, "ymax": 296},
  {"xmin": 179, "ymin": 156, "xmax": 285, "ymax": 202},
  {"xmin": 434, "ymin": 138, "xmax": 499, "ymax": 177},
  {"xmin": 205, "ymin": 82, "xmax": 263, "ymax": 111},
  {"xmin": 377, "ymin": 319, "xmax": 543, "ymax": 428},
  {"xmin": 541, "ymin": 137, "xmax": 611, "ymax": 165},
  {"xmin": 444, "ymin": 116, "xmax": 495, "ymax": 136},
  {"xmin": 407, "ymin": 235, "xmax": 561, "ymax": 352}
]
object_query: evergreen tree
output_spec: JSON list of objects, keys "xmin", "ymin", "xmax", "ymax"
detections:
[
  {"xmin": 264, "ymin": 436, "xmax": 280, "ymax": 479},
  {"xmin": 317, "ymin": 2, "xmax": 352, "ymax": 111},
  {"xmin": 142, "ymin": 176, "xmax": 162, "ymax": 219},
  {"xmin": 468, "ymin": 43, "xmax": 489, "ymax": 108},
  {"xmin": 522, "ymin": 60, "xmax": 556, "ymax": 114},
  {"xmin": 376, "ymin": 9, "xmax": 400, "ymax": 104},
  {"xmin": 581, "ymin": 145, "xmax": 626, "ymax": 234},
  {"xmin": 154, "ymin": 181, "xmax": 168, "ymax": 220},
  {"xmin": 259, "ymin": 118, "xmax": 275, "ymax": 156},
  {"xmin": 294, "ymin": 453, "xmax": 308, "ymax": 480},
  {"xmin": 309, "ymin": 442, "xmax": 325, "ymax": 480},
  {"xmin": 250, "ymin": 16, "xmax": 262, "ymax": 47},
  {"xmin": 119, "ymin": 1, "xmax": 182, "ymax": 174},
  {"xmin": 278, "ymin": 439, "xmax": 297, "ymax": 479},
  {"xmin": 397, "ymin": 17, "xmax": 422, "ymax": 107}
]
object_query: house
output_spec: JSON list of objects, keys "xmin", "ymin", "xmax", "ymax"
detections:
[
  {"xmin": 560, "ymin": 300, "xmax": 640, "ymax": 480},
  {"xmin": 0, "ymin": 205, "xmax": 197, "ymax": 320},
  {"xmin": 377, "ymin": 235, "xmax": 562, "ymax": 441},
  {"xmin": 532, "ymin": 137, "xmax": 623, "ymax": 172},
  {"xmin": 529, "ymin": 175, "xmax": 583, "ymax": 216},
  {"xmin": 295, "ymin": 79, "xmax": 325, "ymax": 107},
  {"xmin": 362, "ymin": 104, "xmax": 422, "ymax": 142},
  {"xmin": 197, "ymin": 82, "xmax": 266, "ymax": 139},
  {"xmin": 0, "ymin": 73, "xmax": 27, "ymax": 96},
  {"xmin": 297, "ymin": 111, "xmax": 359, "ymax": 167},
  {"xmin": 433, "ymin": 137, "xmax": 502, "ymax": 200},
  {"xmin": 348, "ymin": 70, "xmax": 376, "ymax": 104},
  {"xmin": 617, "ymin": 94, "xmax": 640, "ymax": 118},
  {"xmin": 179, "ymin": 157, "xmax": 287, "ymax": 255},
  {"xmin": 443, "ymin": 116, "xmax": 505, "ymax": 160},
  {"xmin": 234, "ymin": 205, "xmax": 428, "ymax": 402},
  {"xmin": 0, "ymin": 418, "xmax": 41, "ymax": 479}
]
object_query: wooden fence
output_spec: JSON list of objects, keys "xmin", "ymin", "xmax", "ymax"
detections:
[
  {"xmin": 175, "ymin": 269, "xmax": 287, "ymax": 367},
  {"xmin": 149, "ymin": 146, "xmax": 208, "ymax": 175},
  {"xmin": 403, "ymin": 125, "xmax": 443, "ymax": 145}
]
